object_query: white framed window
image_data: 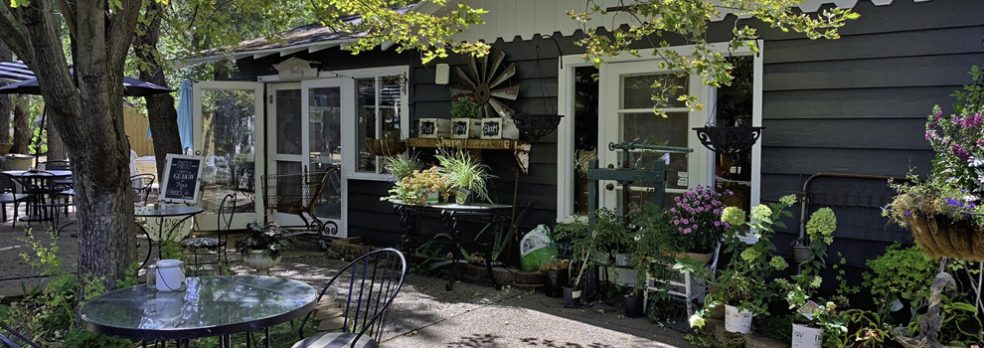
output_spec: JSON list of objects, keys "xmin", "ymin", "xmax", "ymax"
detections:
[
  {"xmin": 556, "ymin": 41, "xmax": 763, "ymax": 221},
  {"xmin": 328, "ymin": 66, "xmax": 410, "ymax": 181}
]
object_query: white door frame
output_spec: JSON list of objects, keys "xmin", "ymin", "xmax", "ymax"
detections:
[
  {"xmin": 192, "ymin": 81, "xmax": 265, "ymax": 230},
  {"xmin": 266, "ymin": 82, "xmax": 304, "ymax": 172},
  {"xmin": 301, "ymin": 78, "xmax": 353, "ymax": 238},
  {"xmin": 556, "ymin": 41, "xmax": 763, "ymax": 219}
]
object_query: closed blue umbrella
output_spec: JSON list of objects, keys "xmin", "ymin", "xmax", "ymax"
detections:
[{"xmin": 176, "ymin": 80, "xmax": 194, "ymax": 152}]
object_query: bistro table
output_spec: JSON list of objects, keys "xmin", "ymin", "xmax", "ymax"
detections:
[
  {"xmin": 389, "ymin": 200, "xmax": 512, "ymax": 290},
  {"xmin": 135, "ymin": 205, "xmax": 205, "ymax": 269},
  {"xmin": 2, "ymin": 169, "xmax": 72, "ymax": 222},
  {"xmin": 80, "ymin": 276, "xmax": 317, "ymax": 348}
]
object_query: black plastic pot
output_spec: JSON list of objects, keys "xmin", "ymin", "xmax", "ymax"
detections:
[
  {"xmin": 562, "ymin": 286, "xmax": 582, "ymax": 307},
  {"xmin": 793, "ymin": 244, "xmax": 810, "ymax": 264},
  {"xmin": 623, "ymin": 292, "xmax": 644, "ymax": 318},
  {"xmin": 543, "ymin": 270, "xmax": 566, "ymax": 298}
]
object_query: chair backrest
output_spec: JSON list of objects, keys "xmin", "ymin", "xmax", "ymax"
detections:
[
  {"xmin": 130, "ymin": 173, "xmax": 156, "ymax": 205},
  {"xmin": 300, "ymin": 248, "xmax": 407, "ymax": 346},
  {"xmin": 0, "ymin": 322, "xmax": 39, "ymax": 348},
  {"xmin": 217, "ymin": 193, "xmax": 237, "ymax": 240},
  {"xmin": 9, "ymin": 171, "xmax": 57, "ymax": 194},
  {"xmin": 0, "ymin": 174, "xmax": 16, "ymax": 194},
  {"xmin": 39, "ymin": 160, "xmax": 70, "ymax": 171}
]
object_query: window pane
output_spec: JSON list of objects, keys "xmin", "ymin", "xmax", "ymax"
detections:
[
  {"xmin": 308, "ymin": 87, "xmax": 342, "ymax": 171},
  {"xmin": 715, "ymin": 56, "xmax": 754, "ymax": 211},
  {"xmin": 621, "ymin": 112, "xmax": 689, "ymax": 191},
  {"xmin": 380, "ymin": 75, "xmax": 402, "ymax": 139},
  {"xmin": 276, "ymin": 89, "xmax": 302, "ymax": 155},
  {"xmin": 199, "ymin": 89, "xmax": 255, "ymax": 214},
  {"xmin": 573, "ymin": 66, "xmax": 599, "ymax": 215},
  {"xmin": 356, "ymin": 78, "xmax": 376, "ymax": 172},
  {"xmin": 622, "ymin": 74, "xmax": 688, "ymax": 109}
]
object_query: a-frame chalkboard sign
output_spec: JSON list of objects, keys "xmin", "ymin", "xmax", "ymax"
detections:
[{"xmin": 160, "ymin": 154, "xmax": 205, "ymax": 204}]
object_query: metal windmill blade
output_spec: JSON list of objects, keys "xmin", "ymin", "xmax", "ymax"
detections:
[{"xmin": 449, "ymin": 48, "xmax": 519, "ymax": 118}]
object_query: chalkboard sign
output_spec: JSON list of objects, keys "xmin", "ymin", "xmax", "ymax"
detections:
[{"xmin": 160, "ymin": 154, "xmax": 205, "ymax": 204}]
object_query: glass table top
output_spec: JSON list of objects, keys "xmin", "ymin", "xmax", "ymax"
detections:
[{"xmin": 79, "ymin": 276, "xmax": 317, "ymax": 339}]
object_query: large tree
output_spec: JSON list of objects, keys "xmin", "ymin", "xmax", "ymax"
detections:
[{"xmin": 0, "ymin": 1, "xmax": 143, "ymax": 285}]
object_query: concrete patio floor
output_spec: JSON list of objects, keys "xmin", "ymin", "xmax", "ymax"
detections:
[{"xmin": 0, "ymin": 213, "xmax": 688, "ymax": 347}]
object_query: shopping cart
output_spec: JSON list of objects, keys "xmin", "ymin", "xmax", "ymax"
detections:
[{"xmin": 261, "ymin": 166, "xmax": 340, "ymax": 250}]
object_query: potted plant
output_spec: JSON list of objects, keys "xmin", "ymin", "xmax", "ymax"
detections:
[
  {"xmin": 667, "ymin": 185, "xmax": 732, "ymax": 263},
  {"xmin": 692, "ymin": 194, "xmax": 797, "ymax": 334},
  {"xmin": 236, "ymin": 222, "xmax": 293, "ymax": 274},
  {"xmin": 883, "ymin": 74, "xmax": 984, "ymax": 260},
  {"xmin": 450, "ymin": 95, "xmax": 481, "ymax": 139},
  {"xmin": 436, "ymin": 150, "xmax": 494, "ymax": 205},
  {"xmin": 592, "ymin": 208, "xmax": 634, "ymax": 267},
  {"xmin": 539, "ymin": 258, "xmax": 570, "ymax": 298},
  {"xmin": 550, "ymin": 215, "xmax": 597, "ymax": 307},
  {"xmin": 777, "ymin": 207, "xmax": 837, "ymax": 347},
  {"xmin": 382, "ymin": 166, "xmax": 448, "ymax": 205},
  {"xmin": 382, "ymin": 153, "xmax": 421, "ymax": 181}
]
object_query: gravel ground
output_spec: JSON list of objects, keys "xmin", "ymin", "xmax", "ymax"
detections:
[{"xmin": 1, "ymin": 214, "xmax": 687, "ymax": 348}]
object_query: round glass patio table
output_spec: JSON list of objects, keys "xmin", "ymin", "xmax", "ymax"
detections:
[{"xmin": 79, "ymin": 276, "xmax": 317, "ymax": 342}]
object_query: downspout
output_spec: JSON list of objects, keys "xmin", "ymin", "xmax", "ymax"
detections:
[{"xmin": 797, "ymin": 172, "xmax": 904, "ymax": 240}]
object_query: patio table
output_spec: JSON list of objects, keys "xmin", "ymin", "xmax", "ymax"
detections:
[
  {"xmin": 2, "ymin": 169, "xmax": 72, "ymax": 222},
  {"xmin": 79, "ymin": 275, "xmax": 317, "ymax": 348},
  {"xmin": 135, "ymin": 205, "xmax": 204, "ymax": 269},
  {"xmin": 389, "ymin": 200, "xmax": 512, "ymax": 291}
]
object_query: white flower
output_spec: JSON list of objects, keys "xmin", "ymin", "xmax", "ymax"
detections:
[{"xmin": 689, "ymin": 314, "xmax": 706, "ymax": 328}]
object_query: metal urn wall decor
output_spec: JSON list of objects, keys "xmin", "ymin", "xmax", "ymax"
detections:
[
  {"xmin": 692, "ymin": 125, "xmax": 764, "ymax": 155},
  {"xmin": 450, "ymin": 48, "xmax": 520, "ymax": 118}
]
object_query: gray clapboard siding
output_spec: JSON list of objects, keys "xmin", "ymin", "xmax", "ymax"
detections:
[
  {"xmin": 761, "ymin": 147, "xmax": 934, "ymax": 176},
  {"xmin": 765, "ymin": 25, "xmax": 984, "ymax": 64},
  {"xmin": 762, "ymin": 118, "xmax": 932, "ymax": 150},
  {"xmin": 763, "ymin": 87, "xmax": 958, "ymax": 120},
  {"xmin": 764, "ymin": 53, "xmax": 982, "ymax": 91}
]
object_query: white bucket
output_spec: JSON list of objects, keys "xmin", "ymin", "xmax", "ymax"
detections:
[
  {"xmin": 791, "ymin": 323, "xmax": 822, "ymax": 348},
  {"xmin": 724, "ymin": 304, "xmax": 754, "ymax": 334},
  {"xmin": 155, "ymin": 259, "xmax": 186, "ymax": 292}
]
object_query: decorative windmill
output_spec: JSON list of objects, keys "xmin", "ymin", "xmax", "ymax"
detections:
[{"xmin": 450, "ymin": 49, "xmax": 519, "ymax": 118}]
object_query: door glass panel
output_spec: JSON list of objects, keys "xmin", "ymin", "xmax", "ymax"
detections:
[
  {"xmin": 356, "ymin": 78, "xmax": 376, "ymax": 172},
  {"xmin": 308, "ymin": 86, "xmax": 342, "ymax": 221},
  {"xmin": 199, "ymin": 89, "xmax": 256, "ymax": 213},
  {"xmin": 622, "ymin": 74, "xmax": 688, "ymax": 109},
  {"xmin": 380, "ymin": 76, "xmax": 402, "ymax": 139},
  {"xmin": 276, "ymin": 89, "xmax": 302, "ymax": 155},
  {"xmin": 275, "ymin": 161, "xmax": 304, "ymax": 211},
  {"xmin": 620, "ymin": 112, "xmax": 689, "ymax": 191}
]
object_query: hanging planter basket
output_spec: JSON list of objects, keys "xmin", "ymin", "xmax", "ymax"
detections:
[
  {"xmin": 692, "ymin": 126, "xmax": 764, "ymax": 155},
  {"xmin": 366, "ymin": 139, "xmax": 407, "ymax": 157},
  {"xmin": 513, "ymin": 113, "xmax": 563, "ymax": 141},
  {"xmin": 908, "ymin": 214, "xmax": 984, "ymax": 261}
]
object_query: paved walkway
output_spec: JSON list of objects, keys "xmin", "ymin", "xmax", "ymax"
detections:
[{"xmin": 0, "ymin": 215, "xmax": 687, "ymax": 348}]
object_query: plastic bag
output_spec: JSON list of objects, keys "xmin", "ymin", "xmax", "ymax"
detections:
[{"xmin": 520, "ymin": 224, "xmax": 558, "ymax": 272}]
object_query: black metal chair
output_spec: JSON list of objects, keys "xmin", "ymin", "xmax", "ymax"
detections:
[
  {"xmin": 0, "ymin": 174, "xmax": 28, "ymax": 228},
  {"xmin": 0, "ymin": 321, "xmax": 39, "ymax": 348},
  {"xmin": 180, "ymin": 193, "xmax": 236, "ymax": 275},
  {"xmin": 129, "ymin": 173, "xmax": 155, "ymax": 206},
  {"xmin": 9, "ymin": 171, "xmax": 60, "ymax": 230},
  {"xmin": 294, "ymin": 248, "xmax": 407, "ymax": 348},
  {"xmin": 38, "ymin": 160, "xmax": 70, "ymax": 171}
]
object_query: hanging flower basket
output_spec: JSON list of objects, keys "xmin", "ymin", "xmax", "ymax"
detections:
[
  {"xmin": 366, "ymin": 139, "xmax": 407, "ymax": 157},
  {"xmin": 692, "ymin": 126, "xmax": 764, "ymax": 155},
  {"xmin": 907, "ymin": 214, "xmax": 984, "ymax": 261}
]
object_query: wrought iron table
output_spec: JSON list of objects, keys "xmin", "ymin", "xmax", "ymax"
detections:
[
  {"xmin": 79, "ymin": 276, "xmax": 317, "ymax": 348},
  {"xmin": 389, "ymin": 200, "xmax": 512, "ymax": 290},
  {"xmin": 2, "ymin": 169, "xmax": 72, "ymax": 222},
  {"xmin": 135, "ymin": 205, "xmax": 204, "ymax": 269}
]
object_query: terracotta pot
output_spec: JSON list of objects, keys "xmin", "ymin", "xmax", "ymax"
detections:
[
  {"xmin": 243, "ymin": 249, "xmax": 281, "ymax": 273},
  {"xmin": 675, "ymin": 251, "xmax": 714, "ymax": 264},
  {"xmin": 908, "ymin": 214, "xmax": 984, "ymax": 261}
]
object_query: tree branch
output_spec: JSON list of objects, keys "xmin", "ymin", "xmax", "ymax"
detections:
[
  {"xmin": 0, "ymin": 4, "xmax": 33, "ymax": 59},
  {"xmin": 107, "ymin": 0, "xmax": 142, "ymax": 67}
]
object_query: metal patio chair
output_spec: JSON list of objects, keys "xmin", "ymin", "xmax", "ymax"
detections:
[
  {"xmin": 181, "ymin": 193, "xmax": 236, "ymax": 275},
  {"xmin": 129, "ymin": 173, "xmax": 155, "ymax": 206},
  {"xmin": 294, "ymin": 248, "xmax": 407, "ymax": 348},
  {"xmin": 0, "ymin": 173, "xmax": 28, "ymax": 228},
  {"xmin": 0, "ymin": 321, "xmax": 40, "ymax": 348}
]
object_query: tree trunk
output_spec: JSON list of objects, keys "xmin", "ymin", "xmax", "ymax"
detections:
[
  {"xmin": 0, "ymin": 42, "xmax": 12, "ymax": 145},
  {"xmin": 133, "ymin": 1, "xmax": 182, "ymax": 179},
  {"xmin": 46, "ymin": 119, "xmax": 66, "ymax": 160},
  {"xmin": 11, "ymin": 99, "xmax": 29, "ymax": 154}
]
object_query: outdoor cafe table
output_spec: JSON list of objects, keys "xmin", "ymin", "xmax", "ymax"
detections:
[
  {"xmin": 135, "ymin": 205, "xmax": 204, "ymax": 269},
  {"xmin": 2, "ymin": 169, "xmax": 72, "ymax": 222},
  {"xmin": 79, "ymin": 276, "xmax": 317, "ymax": 347}
]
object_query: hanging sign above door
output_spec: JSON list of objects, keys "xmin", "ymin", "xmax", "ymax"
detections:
[{"xmin": 275, "ymin": 57, "xmax": 317, "ymax": 81}]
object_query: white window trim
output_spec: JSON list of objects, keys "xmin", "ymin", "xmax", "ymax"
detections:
[
  {"xmin": 556, "ymin": 41, "xmax": 764, "ymax": 221},
  {"xmin": 319, "ymin": 66, "xmax": 410, "ymax": 181}
]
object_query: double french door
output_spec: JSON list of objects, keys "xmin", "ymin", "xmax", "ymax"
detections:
[{"xmin": 193, "ymin": 79, "xmax": 350, "ymax": 237}]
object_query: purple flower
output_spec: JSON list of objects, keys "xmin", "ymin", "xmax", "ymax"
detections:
[
  {"xmin": 962, "ymin": 113, "xmax": 983, "ymax": 129},
  {"xmin": 946, "ymin": 198, "xmax": 964, "ymax": 208},
  {"xmin": 953, "ymin": 144, "xmax": 971, "ymax": 161},
  {"xmin": 683, "ymin": 228, "xmax": 692, "ymax": 234},
  {"xmin": 904, "ymin": 210, "xmax": 912, "ymax": 217},
  {"xmin": 978, "ymin": 139, "xmax": 984, "ymax": 148}
]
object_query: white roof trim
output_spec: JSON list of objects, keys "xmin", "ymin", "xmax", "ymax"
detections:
[{"xmin": 450, "ymin": 0, "xmax": 934, "ymax": 43}]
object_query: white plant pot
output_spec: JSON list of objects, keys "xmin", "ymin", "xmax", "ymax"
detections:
[
  {"xmin": 791, "ymin": 323, "xmax": 822, "ymax": 348},
  {"xmin": 724, "ymin": 304, "xmax": 754, "ymax": 334},
  {"xmin": 155, "ymin": 259, "xmax": 186, "ymax": 292},
  {"xmin": 243, "ymin": 249, "xmax": 282, "ymax": 273}
]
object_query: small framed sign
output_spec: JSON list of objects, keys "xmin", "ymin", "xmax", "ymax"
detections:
[
  {"xmin": 450, "ymin": 118, "xmax": 480, "ymax": 139},
  {"xmin": 160, "ymin": 154, "xmax": 205, "ymax": 204},
  {"xmin": 418, "ymin": 118, "xmax": 450, "ymax": 138},
  {"xmin": 481, "ymin": 118, "xmax": 503, "ymax": 139}
]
